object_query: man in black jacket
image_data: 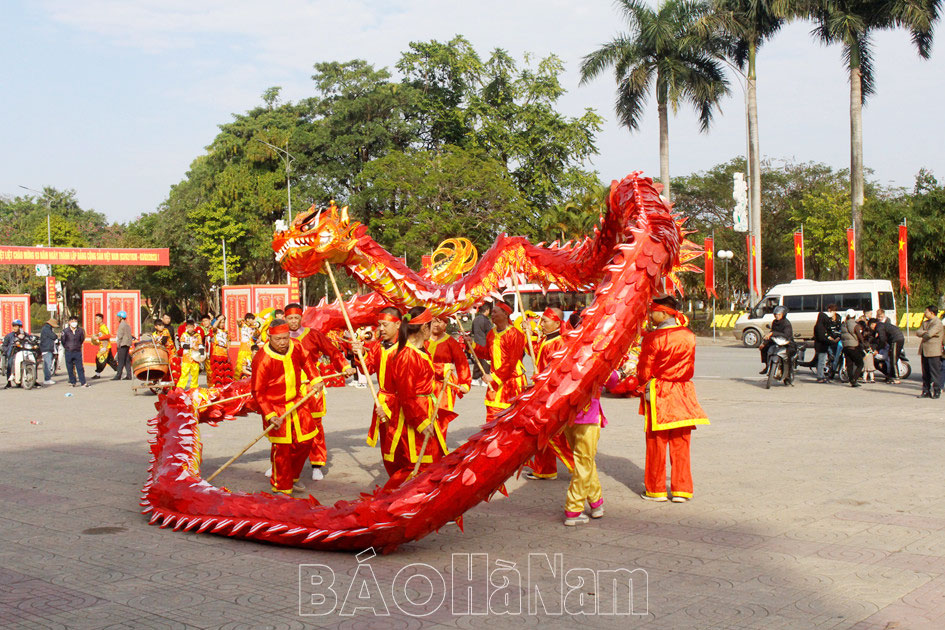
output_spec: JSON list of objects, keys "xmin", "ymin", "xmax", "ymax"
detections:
[
  {"xmin": 39, "ymin": 317, "xmax": 59, "ymax": 385},
  {"xmin": 874, "ymin": 309, "xmax": 905, "ymax": 383},
  {"xmin": 813, "ymin": 304, "xmax": 840, "ymax": 383},
  {"xmin": 61, "ymin": 315, "xmax": 89, "ymax": 387}
]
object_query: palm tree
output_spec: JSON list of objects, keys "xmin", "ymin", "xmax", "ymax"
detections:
[
  {"xmin": 580, "ymin": 0, "xmax": 729, "ymax": 200},
  {"xmin": 700, "ymin": 0, "xmax": 784, "ymax": 302},
  {"xmin": 780, "ymin": 0, "xmax": 941, "ymax": 276}
]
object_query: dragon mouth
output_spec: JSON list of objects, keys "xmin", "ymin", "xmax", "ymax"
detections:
[{"xmin": 273, "ymin": 232, "xmax": 332, "ymax": 264}]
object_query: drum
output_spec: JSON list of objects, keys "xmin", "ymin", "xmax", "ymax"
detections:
[{"xmin": 131, "ymin": 339, "xmax": 170, "ymax": 382}]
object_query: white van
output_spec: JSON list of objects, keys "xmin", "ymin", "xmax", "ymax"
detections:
[
  {"xmin": 501, "ymin": 283, "xmax": 594, "ymax": 321},
  {"xmin": 734, "ymin": 279, "xmax": 897, "ymax": 347}
]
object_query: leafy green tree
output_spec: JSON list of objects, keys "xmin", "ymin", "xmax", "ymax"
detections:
[
  {"xmin": 580, "ymin": 0, "xmax": 730, "ymax": 199},
  {"xmin": 398, "ymin": 37, "xmax": 604, "ymax": 212},
  {"xmin": 865, "ymin": 169, "xmax": 945, "ymax": 306},
  {"xmin": 351, "ymin": 146, "xmax": 530, "ymax": 264},
  {"xmin": 295, "ymin": 61, "xmax": 418, "ymax": 203},
  {"xmin": 780, "ymin": 0, "xmax": 941, "ymax": 275}
]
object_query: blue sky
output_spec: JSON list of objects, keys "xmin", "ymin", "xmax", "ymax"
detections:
[{"xmin": 1, "ymin": 0, "xmax": 943, "ymax": 223}]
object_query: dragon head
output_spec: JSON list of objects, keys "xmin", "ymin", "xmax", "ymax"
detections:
[{"xmin": 272, "ymin": 202, "xmax": 361, "ymax": 277}]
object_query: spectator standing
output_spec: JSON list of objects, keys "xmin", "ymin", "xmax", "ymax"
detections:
[
  {"xmin": 61, "ymin": 315, "xmax": 89, "ymax": 387},
  {"xmin": 840, "ymin": 310, "xmax": 865, "ymax": 387},
  {"xmin": 112, "ymin": 311, "xmax": 134, "ymax": 380},
  {"xmin": 470, "ymin": 302, "xmax": 493, "ymax": 386},
  {"xmin": 39, "ymin": 317, "xmax": 59, "ymax": 386},
  {"xmin": 916, "ymin": 306, "xmax": 943, "ymax": 398},
  {"xmin": 813, "ymin": 304, "xmax": 839, "ymax": 383},
  {"xmin": 874, "ymin": 309, "xmax": 905, "ymax": 384}
]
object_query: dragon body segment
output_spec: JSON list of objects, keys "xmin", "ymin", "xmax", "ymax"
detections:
[{"xmin": 141, "ymin": 173, "xmax": 685, "ymax": 551}]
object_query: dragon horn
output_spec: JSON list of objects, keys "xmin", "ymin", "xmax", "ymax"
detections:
[{"xmin": 340, "ymin": 206, "xmax": 349, "ymax": 224}]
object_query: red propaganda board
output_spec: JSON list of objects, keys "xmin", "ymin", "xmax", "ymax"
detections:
[
  {"xmin": 221, "ymin": 284, "xmax": 290, "ymax": 346},
  {"xmin": 0, "ymin": 246, "xmax": 169, "ymax": 266},
  {"xmin": 46, "ymin": 276, "xmax": 57, "ymax": 310},
  {"xmin": 82, "ymin": 290, "xmax": 141, "ymax": 363},
  {"xmin": 0, "ymin": 295, "xmax": 31, "ymax": 334}
]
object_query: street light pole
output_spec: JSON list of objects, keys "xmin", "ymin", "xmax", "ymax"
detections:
[{"xmin": 253, "ymin": 138, "xmax": 295, "ymax": 223}]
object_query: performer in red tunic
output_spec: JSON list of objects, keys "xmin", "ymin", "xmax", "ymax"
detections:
[
  {"xmin": 284, "ymin": 302, "xmax": 355, "ymax": 480},
  {"xmin": 426, "ymin": 316, "xmax": 471, "ymax": 439},
  {"xmin": 636, "ymin": 295, "xmax": 709, "ymax": 502},
  {"xmin": 475, "ymin": 301, "xmax": 527, "ymax": 423},
  {"xmin": 383, "ymin": 307, "xmax": 447, "ymax": 488},
  {"xmin": 351, "ymin": 307, "xmax": 403, "ymax": 462},
  {"xmin": 527, "ymin": 307, "xmax": 569, "ymax": 480},
  {"xmin": 250, "ymin": 319, "xmax": 325, "ymax": 496}
]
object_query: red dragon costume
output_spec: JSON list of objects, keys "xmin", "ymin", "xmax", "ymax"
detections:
[{"xmin": 139, "ymin": 172, "xmax": 700, "ymax": 552}]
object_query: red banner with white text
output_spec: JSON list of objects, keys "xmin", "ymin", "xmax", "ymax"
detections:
[{"xmin": 0, "ymin": 246, "xmax": 169, "ymax": 266}]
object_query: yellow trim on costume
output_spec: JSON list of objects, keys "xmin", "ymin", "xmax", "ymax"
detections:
[
  {"xmin": 547, "ymin": 436, "xmax": 574, "ymax": 473},
  {"xmin": 270, "ymin": 487, "xmax": 292, "ymax": 495},
  {"xmin": 647, "ymin": 379, "xmax": 711, "ymax": 432},
  {"xmin": 384, "ymin": 346, "xmax": 447, "ymax": 463},
  {"xmin": 645, "ymin": 491, "xmax": 668, "ymax": 498},
  {"xmin": 529, "ymin": 472, "xmax": 558, "ymax": 479},
  {"xmin": 672, "ymin": 491, "xmax": 693, "ymax": 498},
  {"xmin": 484, "ymin": 327, "xmax": 526, "ymax": 409}
]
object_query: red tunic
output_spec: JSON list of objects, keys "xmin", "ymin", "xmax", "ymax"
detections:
[
  {"xmin": 385, "ymin": 343, "xmax": 447, "ymax": 468},
  {"xmin": 476, "ymin": 325, "xmax": 527, "ymax": 409},
  {"xmin": 361, "ymin": 340, "xmax": 399, "ymax": 447},
  {"xmin": 293, "ymin": 327, "xmax": 348, "ymax": 373},
  {"xmin": 636, "ymin": 324, "xmax": 709, "ymax": 431},
  {"xmin": 535, "ymin": 333, "xmax": 566, "ymax": 373},
  {"xmin": 426, "ymin": 333, "xmax": 472, "ymax": 411},
  {"xmin": 250, "ymin": 339, "xmax": 324, "ymax": 444}
]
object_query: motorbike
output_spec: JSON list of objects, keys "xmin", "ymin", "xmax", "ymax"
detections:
[
  {"xmin": 764, "ymin": 335, "xmax": 797, "ymax": 389},
  {"xmin": 797, "ymin": 342, "xmax": 849, "ymax": 383},
  {"xmin": 873, "ymin": 348, "xmax": 912, "ymax": 380},
  {"xmin": 8, "ymin": 334, "xmax": 40, "ymax": 389}
]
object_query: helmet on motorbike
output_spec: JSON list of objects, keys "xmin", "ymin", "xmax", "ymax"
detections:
[
  {"xmin": 12, "ymin": 319, "xmax": 22, "ymax": 326},
  {"xmin": 773, "ymin": 306, "xmax": 788, "ymax": 317},
  {"xmin": 117, "ymin": 311, "xmax": 128, "ymax": 319}
]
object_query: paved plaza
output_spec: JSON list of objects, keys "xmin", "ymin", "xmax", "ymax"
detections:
[{"xmin": 1, "ymin": 340, "xmax": 944, "ymax": 629}]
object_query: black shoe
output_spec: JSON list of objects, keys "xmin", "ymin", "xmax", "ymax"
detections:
[
  {"xmin": 110, "ymin": 376, "xmax": 121, "ymax": 381},
  {"xmin": 91, "ymin": 374, "xmax": 100, "ymax": 380},
  {"xmin": 123, "ymin": 376, "xmax": 133, "ymax": 380},
  {"xmin": 921, "ymin": 391, "xmax": 931, "ymax": 398},
  {"xmin": 759, "ymin": 367, "xmax": 768, "ymax": 375},
  {"xmin": 934, "ymin": 391, "xmax": 942, "ymax": 399}
]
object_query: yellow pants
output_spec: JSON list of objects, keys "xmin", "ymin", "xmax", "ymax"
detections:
[
  {"xmin": 177, "ymin": 361, "xmax": 200, "ymax": 389},
  {"xmin": 564, "ymin": 423, "xmax": 602, "ymax": 515}
]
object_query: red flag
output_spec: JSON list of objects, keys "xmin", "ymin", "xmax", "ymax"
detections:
[
  {"xmin": 899, "ymin": 224, "xmax": 909, "ymax": 294},
  {"xmin": 793, "ymin": 231, "xmax": 805, "ymax": 280},
  {"xmin": 750, "ymin": 235, "xmax": 760, "ymax": 295},
  {"xmin": 703, "ymin": 238, "xmax": 717, "ymax": 298},
  {"xmin": 847, "ymin": 228, "xmax": 856, "ymax": 280},
  {"xmin": 746, "ymin": 234, "xmax": 752, "ymax": 297}
]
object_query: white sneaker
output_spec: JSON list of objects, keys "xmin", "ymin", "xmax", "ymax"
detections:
[
  {"xmin": 589, "ymin": 505, "xmax": 604, "ymax": 519},
  {"xmin": 311, "ymin": 467, "xmax": 324, "ymax": 481},
  {"xmin": 264, "ymin": 467, "xmax": 272, "ymax": 478},
  {"xmin": 43, "ymin": 380, "xmax": 56, "ymax": 386},
  {"xmin": 564, "ymin": 513, "xmax": 589, "ymax": 527},
  {"xmin": 640, "ymin": 492, "xmax": 668, "ymax": 502}
]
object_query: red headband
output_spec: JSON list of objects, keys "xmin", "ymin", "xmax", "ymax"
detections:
[
  {"xmin": 269, "ymin": 323, "xmax": 290, "ymax": 335},
  {"xmin": 378, "ymin": 312, "xmax": 401, "ymax": 324},
  {"xmin": 650, "ymin": 302, "xmax": 688, "ymax": 326},
  {"xmin": 496, "ymin": 301, "xmax": 513, "ymax": 315},
  {"xmin": 405, "ymin": 309, "xmax": 433, "ymax": 325},
  {"xmin": 542, "ymin": 307, "xmax": 562, "ymax": 324},
  {"xmin": 284, "ymin": 306, "xmax": 303, "ymax": 316}
]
